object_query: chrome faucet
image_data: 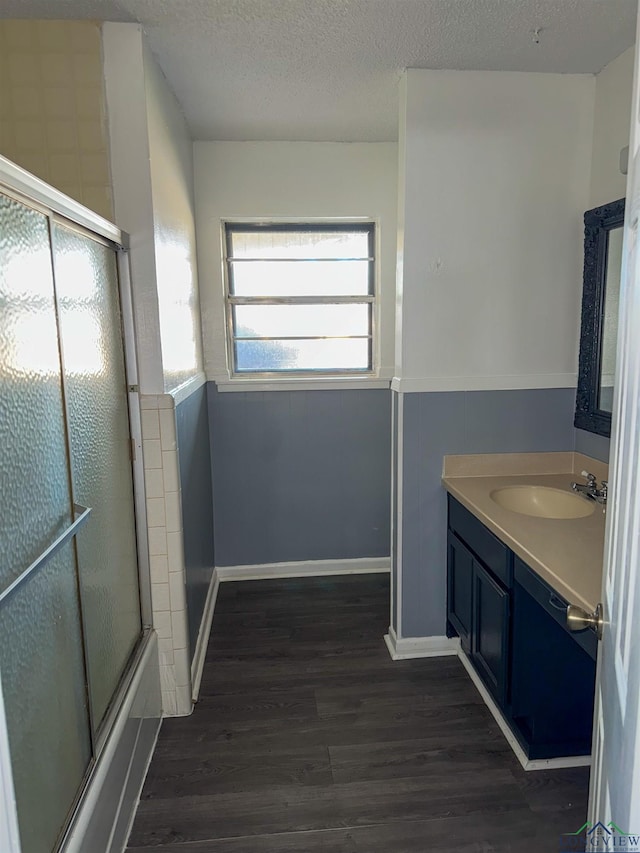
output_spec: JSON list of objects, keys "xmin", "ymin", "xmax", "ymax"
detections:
[{"xmin": 571, "ymin": 470, "xmax": 608, "ymax": 504}]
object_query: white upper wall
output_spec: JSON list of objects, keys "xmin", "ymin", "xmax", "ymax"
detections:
[
  {"xmin": 103, "ymin": 23, "xmax": 203, "ymax": 395},
  {"xmin": 103, "ymin": 23, "xmax": 162, "ymax": 392},
  {"xmin": 590, "ymin": 45, "xmax": 635, "ymax": 208},
  {"xmin": 395, "ymin": 69, "xmax": 595, "ymax": 390},
  {"xmin": 193, "ymin": 141, "xmax": 398, "ymax": 380},
  {"xmin": 394, "ymin": 75, "xmax": 408, "ymax": 374},
  {"xmin": 143, "ymin": 44, "xmax": 204, "ymax": 393}
]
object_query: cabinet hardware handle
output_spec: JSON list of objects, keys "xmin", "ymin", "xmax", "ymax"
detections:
[
  {"xmin": 549, "ymin": 593, "xmax": 567, "ymax": 611},
  {"xmin": 566, "ymin": 603, "xmax": 604, "ymax": 641}
]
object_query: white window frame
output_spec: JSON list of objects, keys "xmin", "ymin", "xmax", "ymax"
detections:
[{"xmin": 222, "ymin": 220, "xmax": 378, "ymax": 381}]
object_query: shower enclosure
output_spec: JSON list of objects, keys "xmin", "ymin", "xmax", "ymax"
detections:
[{"xmin": 0, "ymin": 159, "xmax": 151, "ymax": 853}]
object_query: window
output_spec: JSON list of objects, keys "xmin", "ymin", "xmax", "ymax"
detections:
[{"xmin": 223, "ymin": 222, "xmax": 375, "ymax": 375}]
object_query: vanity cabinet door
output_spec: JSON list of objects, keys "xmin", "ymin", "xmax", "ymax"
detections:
[
  {"xmin": 447, "ymin": 532, "xmax": 474, "ymax": 654},
  {"xmin": 510, "ymin": 559, "xmax": 596, "ymax": 759},
  {"xmin": 472, "ymin": 562, "xmax": 510, "ymax": 708}
]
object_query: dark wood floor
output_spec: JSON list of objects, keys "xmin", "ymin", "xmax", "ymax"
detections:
[{"xmin": 126, "ymin": 574, "xmax": 589, "ymax": 852}]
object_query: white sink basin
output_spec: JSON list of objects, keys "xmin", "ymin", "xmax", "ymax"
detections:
[{"xmin": 489, "ymin": 485, "xmax": 595, "ymax": 519}]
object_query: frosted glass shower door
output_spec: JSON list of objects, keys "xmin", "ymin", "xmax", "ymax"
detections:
[
  {"xmin": 0, "ymin": 194, "xmax": 92, "ymax": 853},
  {"xmin": 53, "ymin": 223, "xmax": 142, "ymax": 732}
]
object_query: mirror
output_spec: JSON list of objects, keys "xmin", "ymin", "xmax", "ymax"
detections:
[{"xmin": 575, "ymin": 197, "xmax": 625, "ymax": 438}]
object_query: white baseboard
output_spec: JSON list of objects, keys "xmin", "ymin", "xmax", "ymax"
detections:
[
  {"xmin": 384, "ymin": 626, "xmax": 461, "ymax": 660},
  {"xmin": 192, "ymin": 560, "xmax": 389, "ymax": 700},
  {"xmin": 384, "ymin": 631, "xmax": 592, "ymax": 771},
  {"xmin": 191, "ymin": 568, "xmax": 219, "ymax": 703},
  {"xmin": 216, "ymin": 556, "xmax": 390, "ymax": 582},
  {"xmin": 457, "ymin": 650, "xmax": 591, "ymax": 772}
]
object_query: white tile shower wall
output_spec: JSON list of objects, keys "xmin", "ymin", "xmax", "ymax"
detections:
[{"xmin": 140, "ymin": 393, "xmax": 192, "ymax": 717}]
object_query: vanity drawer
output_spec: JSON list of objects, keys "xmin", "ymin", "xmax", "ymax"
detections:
[
  {"xmin": 514, "ymin": 557, "xmax": 598, "ymax": 660},
  {"xmin": 448, "ymin": 496, "xmax": 512, "ymax": 588}
]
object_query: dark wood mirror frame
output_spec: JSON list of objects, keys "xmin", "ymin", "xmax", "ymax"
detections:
[{"xmin": 575, "ymin": 197, "xmax": 625, "ymax": 438}]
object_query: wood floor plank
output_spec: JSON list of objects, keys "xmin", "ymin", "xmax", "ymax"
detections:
[
  {"xmin": 127, "ymin": 783, "xmax": 344, "ymax": 846},
  {"xmin": 126, "ymin": 808, "xmax": 587, "ymax": 853},
  {"xmin": 126, "ymin": 575, "xmax": 588, "ymax": 852},
  {"xmin": 205, "ymin": 624, "xmax": 293, "ymax": 645},
  {"xmin": 152, "ymin": 700, "xmax": 504, "ymax": 758},
  {"xmin": 197, "ymin": 653, "xmax": 459, "ymax": 699},
  {"xmin": 510, "ymin": 766, "xmax": 590, "ymax": 814},
  {"xmin": 163, "ymin": 689, "xmax": 318, "ymax": 727},
  {"xmin": 140, "ymin": 745, "xmax": 332, "ymax": 800},
  {"xmin": 128, "ymin": 769, "xmax": 529, "ymax": 846},
  {"xmin": 314, "ymin": 670, "xmax": 484, "ymax": 715},
  {"xmin": 328, "ymin": 736, "xmax": 514, "ymax": 784}
]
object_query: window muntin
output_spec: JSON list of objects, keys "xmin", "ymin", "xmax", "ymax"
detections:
[
  {"xmin": 224, "ymin": 223, "xmax": 375, "ymax": 375},
  {"xmin": 230, "ymin": 260, "xmax": 370, "ymax": 298}
]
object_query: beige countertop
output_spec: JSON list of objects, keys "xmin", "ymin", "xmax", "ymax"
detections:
[{"xmin": 442, "ymin": 452, "xmax": 608, "ymax": 612}]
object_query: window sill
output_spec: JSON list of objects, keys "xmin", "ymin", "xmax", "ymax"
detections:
[{"xmin": 212, "ymin": 374, "xmax": 392, "ymax": 393}]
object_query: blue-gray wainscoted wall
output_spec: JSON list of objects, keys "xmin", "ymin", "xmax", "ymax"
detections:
[
  {"xmin": 396, "ymin": 388, "xmax": 577, "ymax": 639},
  {"xmin": 575, "ymin": 427, "xmax": 610, "ymax": 462},
  {"xmin": 207, "ymin": 383, "xmax": 391, "ymax": 566},
  {"xmin": 391, "ymin": 393, "xmax": 398, "ymax": 630},
  {"xmin": 175, "ymin": 384, "xmax": 215, "ymax": 659}
]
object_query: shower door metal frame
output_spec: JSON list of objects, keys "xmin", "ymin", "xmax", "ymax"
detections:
[
  {"xmin": 0, "ymin": 153, "xmax": 153, "ymax": 629},
  {"xmin": 47, "ymin": 213, "xmax": 150, "ymax": 757},
  {"xmin": 0, "ymin": 674, "xmax": 20, "ymax": 853},
  {"xmin": 0, "ymin": 154, "xmax": 153, "ymax": 851}
]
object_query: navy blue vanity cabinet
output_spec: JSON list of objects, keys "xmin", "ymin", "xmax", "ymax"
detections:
[
  {"xmin": 447, "ymin": 496, "xmax": 512, "ymax": 707},
  {"xmin": 510, "ymin": 557, "xmax": 597, "ymax": 760},
  {"xmin": 446, "ymin": 494, "xmax": 597, "ymax": 759},
  {"xmin": 447, "ymin": 531, "xmax": 474, "ymax": 654},
  {"xmin": 472, "ymin": 561, "xmax": 510, "ymax": 708}
]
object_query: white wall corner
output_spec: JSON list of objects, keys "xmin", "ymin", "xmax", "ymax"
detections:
[
  {"xmin": 394, "ymin": 72, "xmax": 408, "ymax": 379},
  {"xmin": 384, "ymin": 626, "xmax": 460, "ymax": 660},
  {"xmin": 590, "ymin": 45, "xmax": 635, "ymax": 208},
  {"xmin": 102, "ymin": 22, "xmax": 164, "ymax": 395},
  {"xmin": 142, "ymin": 41, "xmax": 205, "ymax": 393},
  {"xmin": 173, "ymin": 646, "xmax": 193, "ymax": 717},
  {"xmin": 170, "ymin": 372, "xmax": 207, "ymax": 406}
]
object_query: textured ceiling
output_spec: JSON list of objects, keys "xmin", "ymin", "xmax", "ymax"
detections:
[{"xmin": 0, "ymin": 0, "xmax": 637, "ymax": 141}]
